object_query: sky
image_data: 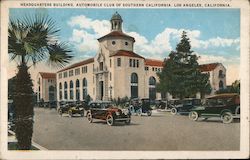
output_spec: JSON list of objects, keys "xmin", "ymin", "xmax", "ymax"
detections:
[{"xmin": 8, "ymin": 8, "xmax": 240, "ymax": 85}]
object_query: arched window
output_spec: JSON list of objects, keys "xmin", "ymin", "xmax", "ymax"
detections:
[
  {"xmin": 76, "ymin": 79, "xmax": 80, "ymax": 100},
  {"xmin": 131, "ymin": 73, "xmax": 138, "ymax": 98},
  {"xmin": 149, "ymin": 76, "xmax": 156, "ymax": 100},
  {"xmin": 83, "ymin": 78, "xmax": 88, "ymax": 99},
  {"xmin": 64, "ymin": 82, "xmax": 68, "ymax": 100},
  {"xmin": 70, "ymin": 80, "xmax": 74, "ymax": 100},
  {"xmin": 219, "ymin": 80, "xmax": 224, "ymax": 90},
  {"xmin": 219, "ymin": 70, "xmax": 224, "ymax": 78},
  {"xmin": 59, "ymin": 83, "xmax": 62, "ymax": 100}
]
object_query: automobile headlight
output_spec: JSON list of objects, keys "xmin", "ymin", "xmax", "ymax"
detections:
[
  {"xmin": 122, "ymin": 109, "xmax": 129, "ymax": 115},
  {"xmin": 115, "ymin": 111, "xmax": 120, "ymax": 116}
]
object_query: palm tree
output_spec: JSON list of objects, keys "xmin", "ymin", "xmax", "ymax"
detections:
[{"xmin": 8, "ymin": 14, "xmax": 73, "ymax": 149}]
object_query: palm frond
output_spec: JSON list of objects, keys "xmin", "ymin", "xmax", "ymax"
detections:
[{"xmin": 47, "ymin": 42, "xmax": 73, "ymax": 68}]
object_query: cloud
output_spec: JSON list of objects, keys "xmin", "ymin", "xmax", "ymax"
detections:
[{"xmin": 68, "ymin": 14, "xmax": 240, "ymax": 60}]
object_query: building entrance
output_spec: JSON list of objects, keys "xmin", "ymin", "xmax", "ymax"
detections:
[{"xmin": 99, "ymin": 81, "xmax": 104, "ymax": 100}]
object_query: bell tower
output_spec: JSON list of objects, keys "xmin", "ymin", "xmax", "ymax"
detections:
[{"xmin": 110, "ymin": 12, "xmax": 123, "ymax": 32}]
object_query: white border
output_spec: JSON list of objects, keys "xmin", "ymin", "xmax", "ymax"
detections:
[{"xmin": 1, "ymin": 0, "xmax": 249, "ymax": 159}]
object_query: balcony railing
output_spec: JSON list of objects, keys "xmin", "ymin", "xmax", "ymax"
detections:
[{"xmin": 219, "ymin": 74, "xmax": 225, "ymax": 78}]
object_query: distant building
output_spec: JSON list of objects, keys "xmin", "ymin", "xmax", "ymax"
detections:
[
  {"xmin": 38, "ymin": 12, "xmax": 227, "ymax": 102},
  {"xmin": 199, "ymin": 63, "xmax": 227, "ymax": 96},
  {"xmin": 56, "ymin": 12, "xmax": 163, "ymax": 102},
  {"xmin": 37, "ymin": 72, "xmax": 56, "ymax": 102}
]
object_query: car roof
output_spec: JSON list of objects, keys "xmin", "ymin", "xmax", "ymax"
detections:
[{"xmin": 207, "ymin": 93, "xmax": 239, "ymax": 99}]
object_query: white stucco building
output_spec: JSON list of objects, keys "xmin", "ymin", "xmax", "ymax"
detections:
[
  {"xmin": 53, "ymin": 12, "xmax": 227, "ymax": 102},
  {"xmin": 56, "ymin": 12, "xmax": 163, "ymax": 101},
  {"xmin": 37, "ymin": 72, "xmax": 57, "ymax": 102},
  {"xmin": 199, "ymin": 63, "xmax": 227, "ymax": 96}
]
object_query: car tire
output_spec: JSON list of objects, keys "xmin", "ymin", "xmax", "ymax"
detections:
[
  {"xmin": 171, "ymin": 108, "xmax": 177, "ymax": 115},
  {"xmin": 106, "ymin": 114, "xmax": 114, "ymax": 126},
  {"xmin": 80, "ymin": 111, "xmax": 84, "ymax": 117},
  {"xmin": 235, "ymin": 106, "xmax": 240, "ymax": 117},
  {"xmin": 221, "ymin": 112, "xmax": 233, "ymax": 124},
  {"xmin": 68, "ymin": 110, "xmax": 73, "ymax": 117},
  {"xmin": 58, "ymin": 109, "xmax": 63, "ymax": 116},
  {"xmin": 125, "ymin": 119, "xmax": 131, "ymax": 125},
  {"xmin": 87, "ymin": 112, "xmax": 93, "ymax": 123},
  {"xmin": 147, "ymin": 110, "xmax": 152, "ymax": 116},
  {"xmin": 189, "ymin": 111, "xmax": 199, "ymax": 121}
]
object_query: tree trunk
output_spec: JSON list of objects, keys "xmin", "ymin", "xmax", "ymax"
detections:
[{"xmin": 13, "ymin": 64, "xmax": 34, "ymax": 150}]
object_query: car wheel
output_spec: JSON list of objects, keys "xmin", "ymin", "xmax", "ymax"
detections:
[
  {"xmin": 171, "ymin": 108, "xmax": 177, "ymax": 115},
  {"xmin": 221, "ymin": 112, "xmax": 233, "ymax": 124},
  {"xmin": 147, "ymin": 111, "xmax": 152, "ymax": 116},
  {"xmin": 68, "ymin": 110, "xmax": 73, "ymax": 117},
  {"xmin": 125, "ymin": 119, "xmax": 131, "ymax": 125},
  {"xmin": 235, "ymin": 106, "xmax": 240, "ymax": 117},
  {"xmin": 80, "ymin": 111, "xmax": 84, "ymax": 117},
  {"xmin": 189, "ymin": 111, "xmax": 199, "ymax": 121},
  {"xmin": 87, "ymin": 112, "xmax": 93, "ymax": 123},
  {"xmin": 106, "ymin": 114, "xmax": 114, "ymax": 126},
  {"xmin": 58, "ymin": 109, "xmax": 63, "ymax": 116}
]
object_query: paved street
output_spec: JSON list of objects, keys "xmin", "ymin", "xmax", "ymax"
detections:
[{"xmin": 33, "ymin": 107, "xmax": 240, "ymax": 150}]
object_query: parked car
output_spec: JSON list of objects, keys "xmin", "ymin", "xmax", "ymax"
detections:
[
  {"xmin": 170, "ymin": 98, "xmax": 201, "ymax": 115},
  {"xmin": 86, "ymin": 101, "xmax": 131, "ymax": 126},
  {"xmin": 49, "ymin": 101, "xmax": 57, "ymax": 109},
  {"xmin": 129, "ymin": 98, "xmax": 153, "ymax": 116},
  {"xmin": 58, "ymin": 101, "xmax": 84, "ymax": 117},
  {"xmin": 189, "ymin": 93, "xmax": 240, "ymax": 124}
]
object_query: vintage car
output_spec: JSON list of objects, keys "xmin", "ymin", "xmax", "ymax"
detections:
[
  {"xmin": 188, "ymin": 93, "xmax": 240, "ymax": 124},
  {"xmin": 170, "ymin": 98, "xmax": 201, "ymax": 115},
  {"xmin": 129, "ymin": 98, "xmax": 153, "ymax": 116},
  {"xmin": 58, "ymin": 101, "xmax": 84, "ymax": 117},
  {"xmin": 86, "ymin": 101, "xmax": 131, "ymax": 126}
]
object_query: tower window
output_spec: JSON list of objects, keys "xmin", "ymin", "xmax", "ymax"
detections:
[
  {"xmin": 125, "ymin": 42, "xmax": 128, "ymax": 46},
  {"xmin": 112, "ymin": 41, "xmax": 116, "ymax": 45},
  {"xmin": 117, "ymin": 58, "xmax": 121, "ymax": 67}
]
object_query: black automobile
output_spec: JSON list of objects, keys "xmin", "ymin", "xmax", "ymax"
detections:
[
  {"xmin": 58, "ymin": 101, "xmax": 84, "ymax": 117},
  {"xmin": 48, "ymin": 101, "xmax": 57, "ymax": 109},
  {"xmin": 129, "ymin": 98, "xmax": 153, "ymax": 116},
  {"xmin": 170, "ymin": 98, "xmax": 201, "ymax": 115},
  {"xmin": 189, "ymin": 93, "xmax": 240, "ymax": 123}
]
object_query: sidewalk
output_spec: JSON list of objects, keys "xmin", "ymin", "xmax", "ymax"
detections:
[{"xmin": 8, "ymin": 130, "xmax": 47, "ymax": 150}]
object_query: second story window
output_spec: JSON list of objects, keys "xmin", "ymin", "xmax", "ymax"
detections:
[
  {"xmin": 82, "ymin": 66, "xmax": 88, "ymax": 73},
  {"xmin": 100, "ymin": 62, "xmax": 104, "ymax": 71},
  {"xmin": 75, "ymin": 68, "xmax": 80, "ymax": 75},
  {"xmin": 136, "ymin": 60, "xmax": 139, "ymax": 68},
  {"xmin": 117, "ymin": 58, "xmax": 121, "ymax": 67},
  {"xmin": 69, "ymin": 70, "xmax": 74, "ymax": 77},
  {"xmin": 129, "ymin": 59, "xmax": 132, "ymax": 67},
  {"xmin": 145, "ymin": 67, "xmax": 149, "ymax": 71},
  {"xmin": 63, "ymin": 71, "xmax": 68, "ymax": 78},
  {"xmin": 59, "ymin": 73, "xmax": 62, "ymax": 79}
]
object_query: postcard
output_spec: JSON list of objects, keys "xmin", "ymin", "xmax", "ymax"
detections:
[{"xmin": 0, "ymin": 0, "xmax": 249, "ymax": 159}]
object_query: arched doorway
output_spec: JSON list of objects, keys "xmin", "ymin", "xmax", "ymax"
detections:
[
  {"xmin": 49, "ymin": 85, "xmax": 55, "ymax": 101},
  {"xmin": 83, "ymin": 78, "xmax": 88, "ymax": 100},
  {"xmin": 76, "ymin": 79, "xmax": 80, "ymax": 100},
  {"xmin": 70, "ymin": 80, "xmax": 74, "ymax": 100},
  {"xmin": 64, "ymin": 82, "xmax": 68, "ymax": 100},
  {"xmin": 131, "ymin": 73, "xmax": 138, "ymax": 98},
  {"xmin": 149, "ymin": 76, "xmax": 156, "ymax": 100},
  {"xmin": 219, "ymin": 80, "xmax": 224, "ymax": 90}
]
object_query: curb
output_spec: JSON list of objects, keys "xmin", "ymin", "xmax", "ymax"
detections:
[{"xmin": 8, "ymin": 130, "xmax": 48, "ymax": 150}]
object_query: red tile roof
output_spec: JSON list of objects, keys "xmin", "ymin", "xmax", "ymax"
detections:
[
  {"xmin": 57, "ymin": 58, "xmax": 94, "ymax": 73},
  {"xmin": 39, "ymin": 72, "xmax": 56, "ymax": 79},
  {"xmin": 199, "ymin": 63, "xmax": 219, "ymax": 72},
  {"xmin": 145, "ymin": 59, "xmax": 164, "ymax": 67},
  {"xmin": 98, "ymin": 31, "xmax": 135, "ymax": 42},
  {"xmin": 110, "ymin": 50, "xmax": 144, "ymax": 59}
]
